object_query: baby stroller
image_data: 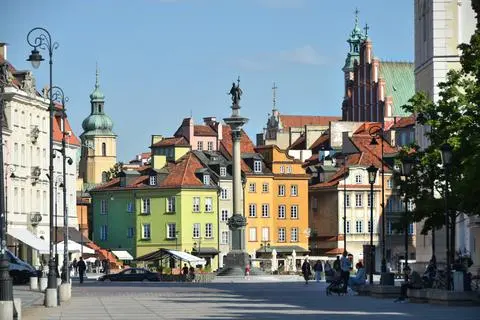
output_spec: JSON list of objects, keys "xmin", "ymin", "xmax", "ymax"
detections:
[{"xmin": 326, "ymin": 272, "xmax": 347, "ymax": 296}]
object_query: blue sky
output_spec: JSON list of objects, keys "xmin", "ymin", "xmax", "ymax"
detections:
[{"xmin": 1, "ymin": 0, "xmax": 413, "ymax": 162}]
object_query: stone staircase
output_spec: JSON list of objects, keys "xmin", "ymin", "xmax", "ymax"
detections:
[{"xmin": 86, "ymin": 242, "xmax": 122, "ymax": 270}]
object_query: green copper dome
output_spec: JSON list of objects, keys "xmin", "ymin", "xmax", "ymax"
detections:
[{"xmin": 81, "ymin": 66, "xmax": 115, "ymax": 136}]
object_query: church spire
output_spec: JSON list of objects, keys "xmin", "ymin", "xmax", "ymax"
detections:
[
  {"xmin": 272, "ymin": 82, "xmax": 277, "ymax": 112},
  {"xmin": 90, "ymin": 63, "xmax": 105, "ymax": 102},
  {"xmin": 342, "ymin": 8, "xmax": 367, "ymax": 72}
]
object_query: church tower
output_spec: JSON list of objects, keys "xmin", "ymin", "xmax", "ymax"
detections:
[
  {"xmin": 342, "ymin": 9, "xmax": 367, "ymax": 120},
  {"xmin": 79, "ymin": 66, "xmax": 117, "ymax": 186}
]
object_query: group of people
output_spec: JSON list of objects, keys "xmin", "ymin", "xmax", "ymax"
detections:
[
  {"xmin": 69, "ymin": 257, "xmax": 111, "ymax": 284},
  {"xmin": 301, "ymin": 251, "xmax": 366, "ymax": 294},
  {"xmin": 181, "ymin": 264, "xmax": 196, "ymax": 282}
]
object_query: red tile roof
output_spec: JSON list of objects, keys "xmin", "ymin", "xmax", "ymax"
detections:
[
  {"xmin": 279, "ymin": 115, "xmax": 341, "ymax": 129},
  {"xmin": 219, "ymin": 125, "xmax": 256, "ymax": 172},
  {"xmin": 53, "ymin": 112, "xmax": 81, "ymax": 146},
  {"xmin": 194, "ymin": 125, "xmax": 217, "ymax": 136},
  {"xmin": 288, "ymin": 135, "xmax": 306, "ymax": 150},
  {"xmin": 394, "ymin": 116, "xmax": 416, "ymax": 129},
  {"xmin": 309, "ymin": 133, "xmax": 330, "ymax": 152},
  {"xmin": 151, "ymin": 136, "xmax": 189, "ymax": 147}
]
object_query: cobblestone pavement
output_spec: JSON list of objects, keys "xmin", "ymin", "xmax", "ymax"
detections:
[
  {"xmin": 13, "ymin": 285, "xmax": 44, "ymax": 308},
  {"xmin": 23, "ymin": 277, "xmax": 480, "ymax": 320}
]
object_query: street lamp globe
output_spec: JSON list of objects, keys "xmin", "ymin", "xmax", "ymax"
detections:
[
  {"xmin": 440, "ymin": 143, "xmax": 453, "ymax": 167},
  {"xmin": 401, "ymin": 157, "xmax": 414, "ymax": 177},
  {"xmin": 26, "ymin": 48, "xmax": 43, "ymax": 69},
  {"xmin": 367, "ymin": 164, "xmax": 378, "ymax": 184}
]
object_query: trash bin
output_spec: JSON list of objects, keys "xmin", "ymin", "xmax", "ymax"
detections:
[{"xmin": 453, "ymin": 271, "xmax": 464, "ymax": 292}]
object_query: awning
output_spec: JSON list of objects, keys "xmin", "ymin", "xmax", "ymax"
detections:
[
  {"xmin": 135, "ymin": 248, "xmax": 206, "ymax": 265},
  {"xmin": 191, "ymin": 247, "xmax": 219, "ymax": 255},
  {"xmin": 7, "ymin": 227, "xmax": 50, "ymax": 253},
  {"xmin": 112, "ymin": 250, "xmax": 134, "ymax": 260},
  {"xmin": 53, "ymin": 240, "xmax": 95, "ymax": 255},
  {"xmin": 255, "ymin": 245, "xmax": 309, "ymax": 254}
]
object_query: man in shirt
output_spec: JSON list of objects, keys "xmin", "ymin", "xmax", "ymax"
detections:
[{"xmin": 340, "ymin": 251, "xmax": 352, "ymax": 292}]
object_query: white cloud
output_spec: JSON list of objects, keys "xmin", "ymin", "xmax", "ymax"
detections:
[
  {"xmin": 258, "ymin": 0, "xmax": 305, "ymax": 9},
  {"xmin": 235, "ymin": 45, "xmax": 325, "ymax": 71}
]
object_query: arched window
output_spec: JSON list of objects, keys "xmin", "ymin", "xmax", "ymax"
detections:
[
  {"xmin": 102, "ymin": 171, "xmax": 108, "ymax": 183},
  {"xmin": 102, "ymin": 143, "xmax": 106, "ymax": 156}
]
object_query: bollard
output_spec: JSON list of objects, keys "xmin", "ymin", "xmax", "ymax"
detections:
[
  {"xmin": 30, "ymin": 276, "xmax": 38, "ymax": 291},
  {"xmin": 39, "ymin": 277, "xmax": 48, "ymax": 292}
]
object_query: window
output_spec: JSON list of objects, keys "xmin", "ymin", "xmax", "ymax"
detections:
[
  {"xmin": 409, "ymin": 223, "xmax": 414, "ymax": 235},
  {"xmin": 248, "ymin": 183, "xmax": 256, "ymax": 193},
  {"xmin": 127, "ymin": 227, "xmax": 134, "ymax": 238},
  {"xmin": 291, "ymin": 185, "xmax": 298, "ymax": 196},
  {"xmin": 207, "ymin": 141, "xmax": 214, "ymax": 151},
  {"xmin": 290, "ymin": 205, "xmax": 298, "ymax": 219},
  {"xmin": 100, "ymin": 200, "xmax": 108, "ymax": 214},
  {"xmin": 221, "ymin": 231, "xmax": 229, "ymax": 244},
  {"xmin": 291, "ymin": 228, "xmax": 298, "ymax": 242},
  {"xmin": 220, "ymin": 167, "xmax": 227, "ymax": 177},
  {"xmin": 355, "ymin": 194, "xmax": 363, "ymax": 207},
  {"xmin": 286, "ymin": 165, "xmax": 292, "ymax": 174},
  {"xmin": 387, "ymin": 179, "xmax": 393, "ymax": 189},
  {"xmin": 193, "ymin": 197, "xmax": 200, "ymax": 212},
  {"xmin": 220, "ymin": 188, "xmax": 228, "ymax": 200},
  {"xmin": 193, "ymin": 223, "xmax": 200, "ymax": 238},
  {"xmin": 261, "ymin": 204, "xmax": 269, "ymax": 217},
  {"xmin": 142, "ymin": 224, "xmax": 151, "ymax": 239},
  {"xmin": 249, "ymin": 228, "xmax": 257, "ymax": 241},
  {"xmin": 254, "ymin": 161, "xmax": 262, "ymax": 173},
  {"xmin": 203, "ymin": 174, "xmax": 210, "ymax": 185},
  {"xmin": 249, "ymin": 204, "xmax": 257, "ymax": 217},
  {"xmin": 346, "ymin": 221, "xmax": 351, "ymax": 234},
  {"xmin": 345, "ymin": 194, "xmax": 351, "ymax": 207},
  {"xmin": 262, "ymin": 183, "xmax": 269, "ymax": 193},
  {"xmin": 167, "ymin": 196, "xmax": 176, "ymax": 212},
  {"xmin": 102, "ymin": 171, "xmax": 107, "ymax": 183},
  {"xmin": 278, "ymin": 205, "xmax": 286, "ymax": 219},
  {"xmin": 355, "ymin": 174, "xmax": 362, "ymax": 184},
  {"xmin": 127, "ymin": 202, "xmax": 134, "ymax": 213},
  {"xmin": 221, "ymin": 209, "xmax": 228, "ymax": 222},
  {"xmin": 205, "ymin": 197, "xmax": 213, "ymax": 212},
  {"xmin": 21, "ymin": 144, "xmax": 25, "ymax": 166},
  {"xmin": 355, "ymin": 220, "xmax": 363, "ymax": 233},
  {"xmin": 149, "ymin": 175, "xmax": 157, "ymax": 186},
  {"xmin": 100, "ymin": 225, "xmax": 108, "ymax": 241},
  {"xmin": 262, "ymin": 227, "xmax": 269, "ymax": 241},
  {"xmin": 13, "ymin": 143, "xmax": 18, "ymax": 164},
  {"xmin": 278, "ymin": 228, "xmax": 286, "ymax": 242},
  {"xmin": 278, "ymin": 185, "xmax": 285, "ymax": 196},
  {"xmin": 102, "ymin": 143, "xmax": 106, "ymax": 156},
  {"xmin": 368, "ymin": 193, "xmax": 375, "ymax": 207},
  {"xmin": 280, "ymin": 165, "xmax": 285, "ymax": 173},
  {"xmin": 368, "ymin": 220, "xmax": 373, "ymax": 233},
  {"xmin": 141, "ymin": 198, "xmax": 150, "ymax": 214},
  {"xmin": 387, "ymin": 220, "xmax": 392, "ymax": 235},
  {"xmin": 197, "ymin": 141, "xmax": 203, "ymax": 151},
  {"xmin": 167, "ymin": 223, "xmax": 176, "ymax": 239},
  {"xmin": 205, "ymin": 223, "xmax": 213, "ymax": 238}
]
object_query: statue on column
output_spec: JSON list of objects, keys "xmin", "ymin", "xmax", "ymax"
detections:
[{"xmin": 228, "ymin": 78, "xmax": 243, "ymax": 107}]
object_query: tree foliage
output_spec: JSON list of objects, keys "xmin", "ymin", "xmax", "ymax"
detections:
[
  {"xmin": 105, "ymin": 162, "xmax": 124, "ymax": 182},
  {"xmin": 399, "ymin": 1, "xmax": 480, "ymax": 233}
]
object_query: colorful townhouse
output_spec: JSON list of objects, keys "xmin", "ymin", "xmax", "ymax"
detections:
[{"xmin": 90, "ymin": 135, "xmax": 220, "ymax": 269}]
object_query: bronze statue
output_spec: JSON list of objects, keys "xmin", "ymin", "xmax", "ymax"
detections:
[{"xmin": 229, "ymin": 81, "xmax": 242, "ymax": 106}]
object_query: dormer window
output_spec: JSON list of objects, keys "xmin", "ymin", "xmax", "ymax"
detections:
[
  {"xmin": 149, "ymin": 175, "xmax": 157, "ymax": 186},
  {"xmin": 203, "ymin": 174, "xmax": 210, "ymax": 185},
  {"xmin": 220, "ymin": 167, "xmax": 227, "ymax": 177},
  {"xmin": 355, "ymin": 174, "xmax": 362, "ymax": 184},
  {"xmin": 254, "ymin": 161, "xmax": 262, "ymax": 173}
]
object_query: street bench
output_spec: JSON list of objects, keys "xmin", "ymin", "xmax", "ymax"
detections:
[
  {"xmin": 407, "ymin": 288, "xmax": 429, "ymax": 303},
  {"xmin": 426, "ymin": 289, "xmax": 475, "ymax": 306}
]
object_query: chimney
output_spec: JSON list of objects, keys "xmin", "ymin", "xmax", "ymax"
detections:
[
  {"xmin": 0, "ymin": 43, "xmax": 7, "ymax": 60},
  {"xmin": 203, "ymin": 117, "xmax": 217, "ymax": 125}
]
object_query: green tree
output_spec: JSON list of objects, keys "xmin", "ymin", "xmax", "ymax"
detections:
[{"xmin": 105, "ymin": 162, "xmax": 124, "ymax": 181}]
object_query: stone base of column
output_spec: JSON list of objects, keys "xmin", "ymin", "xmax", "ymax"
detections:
[
  {"xmin": 217, "ymin": 251, "xmax": 250, "ymax": 276},
  {"xmin": 44, "ymin": 288, "xmax": 57, "ymax": 307},
  {"xmin": 39, "ymin": 277, "xmax": 47, "ymax": 292},
  {"xmin": 59, "ymin": 283, "xmax": 71, "ymax": 302},
  {"xmin": 0, "ymin": 301, "xmax": 13, "ymax": 320}
]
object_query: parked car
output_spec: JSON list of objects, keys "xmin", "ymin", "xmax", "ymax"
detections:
[
  {"xmin": 6, "ymin": 250, "xmax": 37, "ymax": 284},
  {"xmin": 98, "ymin": 268, "xmax": 160, "ymax": 282}
]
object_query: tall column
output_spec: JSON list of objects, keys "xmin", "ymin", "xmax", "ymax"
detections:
[{"xmin": 231, "ymin": 130, "xmax": 244, "ymax": 250}]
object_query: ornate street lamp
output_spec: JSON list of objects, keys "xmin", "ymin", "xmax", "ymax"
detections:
[
  {"xmin": 260, "ymin": 241, "xmax": 270, "ymax": 254},
  {"xmin": 26, "ymin": 27, "xmax": 60, "ymax": 305},
  {"xmin": 369, "ymin": 125, "xmax": 387, "ymax": 274},
  {"xmin": 400, "ymin": 156, "xmax": 414, "ymax": 282},
  {"xmin": 440, "ymin": 143, "xmax": 453, "ymax": 291},
  {"xmin": 367, "ymin": 164, "xmax": 378, "ymax": 285}
]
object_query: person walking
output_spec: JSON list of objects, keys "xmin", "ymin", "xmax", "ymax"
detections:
[
  {"xmin": 313, "ymin": 260, "xmax": 323, "ymax": 282},
  {"xmin": 77, "ymin": 257, "xmax": 87, "ymax": 284},
  {"xmin": 72, "ymin": 258, "xmax": 78, "ymax": 277},
  {"xmin": 301, "ymin": 258, "xmax": 312, "ymax": 285},
  {"xmin": 182, "ymin": 264, "xmax": 189, "ymax": 281},
  {"xmin": 340, "ymin": 251, "xmax": 352, "ymax": 293}
]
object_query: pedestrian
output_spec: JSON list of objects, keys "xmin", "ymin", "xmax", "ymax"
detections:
[
  {"xmin": 394, "ymin": 268, "xmax": 423, "ymax": 302},
  {"xmin": 72, "ymin": 258, "xmax": 78, "ymax": 277},
  {"xmin": 340, "ymin": 251, "xmax": 352, "ymax": 293},
  {"xmin": 244, "ymin": 264, "xmax": 251, "ymax": 279},
  {"xmin": 77, "ymin": 257, "xmax": 87, "ymax": 284},
  {"xmin": 301, "ymin": 258, "xmax": 312, "ymax": 285},
  {"xmin": 313, "ymin": 260, "xmax": 323, "ymax": 282},
  {"xmin": 348, "ymin": 262, "xmax": 366, "ymax": 288},
  {"xmin": 182, "ymin": 263, "xmax": 189, "ymax": 281},
  {"xmin": 94, "ymin": 258, "xmax": 101, "ymax": 273},
  {"xmin": 333, "ymin": 256, "xmax": 341, "ymax": 272}
]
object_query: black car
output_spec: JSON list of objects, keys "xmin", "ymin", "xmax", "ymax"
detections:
[{"xmin": 98, "ymin": 268, "xmax": 160, "ymax": 282}]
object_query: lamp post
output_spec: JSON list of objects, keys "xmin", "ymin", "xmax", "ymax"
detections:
[
  {"xmin": 0, "ymin": 59, "xmax": 16, "ymax": 318},
  {"xmin": 4, "ymin": 165, "xmax": 15, "ymax": 233},
  {"xmin": 175, "ymin": 231, "xmax": 180, "ymax": 251},
  {"xmin": 27, "ymin": 27, "xmax": 60, "ymax": 301},
  {"xmin": 260, "ymin": 241, "xmax": 270, "ymax": 254},
  {"xmin": 400, "ymin": 156, "xmax": 414, "ymax": 282},
  {"xmin": 194, "ymin": 238, "xmax": 202, "ymax": 258},
  {"xmin": 367, "ymin": 164, "xmax": 378, "ymax": 285},
  {"xmin": 440, "ymin": 143, "xmax": 453, "ymax": 291},
  {"xmin": 50, "ymin": 86, "xmax": 73, "ymax": 285},
  {"xmin": 369, "ymin": 125, "xmax": 387, "ymax": 273},
  {"xmin": 343, "ymin": 155, "xmax": 348, "ymax": 252}
]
